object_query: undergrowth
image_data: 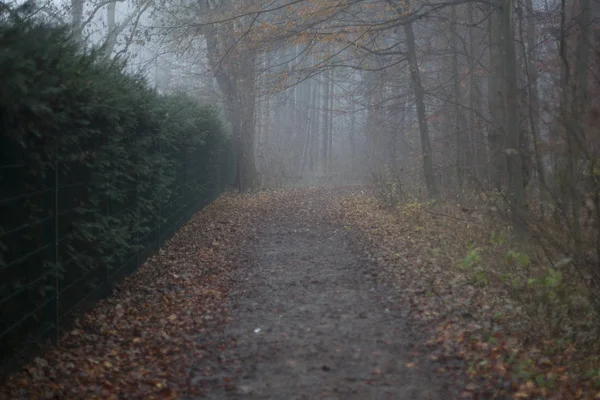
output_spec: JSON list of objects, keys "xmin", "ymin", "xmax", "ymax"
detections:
[{"xmin": 337, "ymin": 184, "xmax": 600, "ymax": 399}]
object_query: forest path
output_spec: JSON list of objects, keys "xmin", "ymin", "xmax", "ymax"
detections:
[{"xmin": 185, "ymin": 188, "xmax": 451, "ymax": 400}]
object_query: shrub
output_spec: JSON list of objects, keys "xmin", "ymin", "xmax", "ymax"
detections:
[{"xmin": 0, "ymin": 4, "xmax": 233, "ymax": 373}]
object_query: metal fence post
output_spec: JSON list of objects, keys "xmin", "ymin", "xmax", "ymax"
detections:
[
  {"xmin": 217, "ymin": 143, "xmax": 222, "ymax": 193},
  {"xmin": 184, "ymin": 149, "xmax": 187, "ymax": 205},
  {"xmin": 156, "ymin": 138, "xmax": 161, "ymax": 251},
  {"xmin": 52, "ymin": 158, "xmax": 60, "ymax": 345},
  {"xmin": 104, "ymin": 150, "xmax": 110, "ymax": 298},
  {"xmin": 172, "ymin": 153, "xmax": 177, "ymax": 227},
  {"xmin": 135, "ymin": 171, "xmax": 140, "ymax": 269}
]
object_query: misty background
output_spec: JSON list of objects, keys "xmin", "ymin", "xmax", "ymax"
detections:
[{"xmin": 13, "ymin": 0, "xmax": 591, "ymax": 200}]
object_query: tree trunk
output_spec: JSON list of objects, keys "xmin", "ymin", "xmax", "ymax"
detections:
[
  {"xmin": 468, "ymin": 3, "xmax": 488, "ymax": 184},
  {"xmin": 328, "ymin": 70, "xmax": 334, "ymax": 174},
  {"xmin": 387, "ymin": 79, "xmax": 400, "ymax": 176},
  {"xmin": 488, "ymin": 1, "xmax": 507, "ymax": 191},
  {"xmin": 365, "ymin": 69, "xmax": 381, "ymax": 172},
  {"xmin": 450, "ymin": 4, "xmax": 464, "ymax": 198},
  {"xmin": 350, "ymin": 97, "xmax": 356, "ymax": 167},
  {"xmin": 404, "ymin": 17, "xmax": 438, "ymax": 199},
  {"xmin": 568, "ymin": 0, "xmax": 591, "ymax": 258},
  {"xmin": 104, "ymin": 2, "xmax": 117, "ymax": 57},
  {"xmin": 203, "ymin": 24, "xmax": 258, "ymax": 191},
  {"xmin": 102, "ymin": 0, "xmax": 149, "ymax": 58},
  {"xmin": 71, "ymin": 0, "xmax": 83, "ymax": 42},
  {"xmin": 573, "ymin": 0, "xmax": 592, "ymax": 133},
  {"xmin": 503, "ymin": 0, "xmax": 526, "ymax": 237},
  {"xmin": 300, "ymin": 78, "xmax": 313, "ymax": 176},
  {"xmin": 310, "ymin": 75, "xmax": 320, "ymax": 173},
  {"xmin": 321, "ymin": 71, "xmax": 330, "ymax": 175},
  {"xmin": 523, "ymin": 0, "xmax": 548, "ymax": 218},
  {"xmin": 236, "ymin": 54, "xmax": 259, "ymax": 191}
]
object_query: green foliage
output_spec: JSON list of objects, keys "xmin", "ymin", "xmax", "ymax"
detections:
[
  {"xmin": 497, "ymin": 248, "xmax": 594, "ymax": 337},
  {"xmin": 459, "ymin": 247, "xmax": 488, "ymax": 286},
  {"xmin": 460, "ymin": 248, "xmax": 482, "ymax": 270},
  {"xmin": 489, "ymin": 230, "xmax": 505, "ymax": 246},
  {"xmin": 0, "ymin": 5, "xmax": 233, "ymax": 365},
  {"xmin": 505, "ymin": 250, "xmax": 530, "ymax": 268}
]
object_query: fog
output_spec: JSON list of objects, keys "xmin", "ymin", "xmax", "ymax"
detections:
[
  {"xmin": 137, "ymin": 0, "xmax": 586, "ymax": 202},
  {"xmin": 19, "ymin": 0, "xmax": 596, "ymax": 247},
  {"xmin": 3, "ymin": 0, "xmax": 600, "ymax": 396},
  {"xmin": 18, "ymin": 0, "xmax": 586, "ymax": 198}
]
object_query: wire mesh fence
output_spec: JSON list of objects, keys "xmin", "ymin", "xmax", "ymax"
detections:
[{"xmin": 0, "ymin": 139, "xmax": 235, "ymax": 377}]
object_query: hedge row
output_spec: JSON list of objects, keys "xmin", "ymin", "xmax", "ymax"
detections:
[{"xmin": 0, "ymin": 4, "xmax": 235, "ymax": 373}]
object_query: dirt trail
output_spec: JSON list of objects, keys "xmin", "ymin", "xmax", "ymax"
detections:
[{"xmin": 185, "ymin": 189, "xmax": 452, "ymax": 399}]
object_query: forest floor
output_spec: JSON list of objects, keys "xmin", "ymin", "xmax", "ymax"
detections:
[{"xmin": 1, "ymin": 186, "xmax": 597, "ymax": 399}]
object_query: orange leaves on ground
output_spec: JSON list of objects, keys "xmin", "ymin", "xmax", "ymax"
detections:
[
  {"xmin": 336, "ymin": 190, "xmax": 600, "ymax": 399},
  {"xmin": 0, "ymin": 191, "xmax": 273, "ymax": 399}
]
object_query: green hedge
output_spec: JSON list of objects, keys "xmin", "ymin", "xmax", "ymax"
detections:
[{"xmin": 0, "ymin": 4, "xmax": 235, "ymax": 374}]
